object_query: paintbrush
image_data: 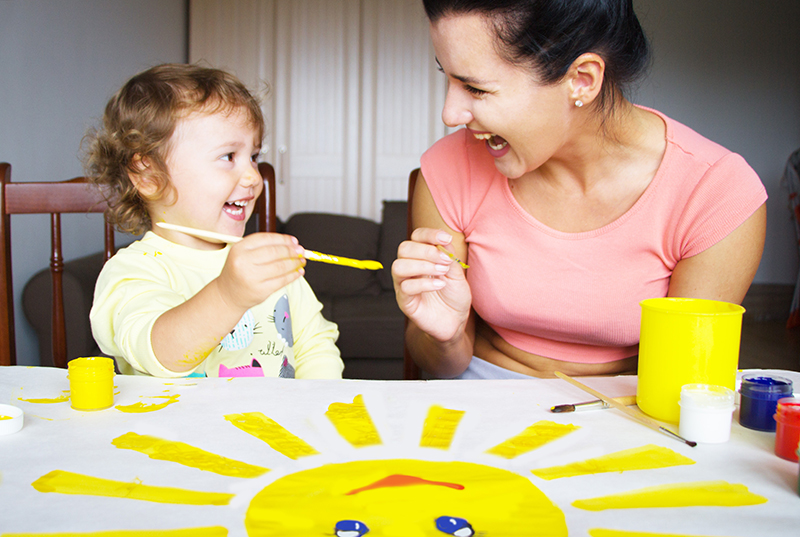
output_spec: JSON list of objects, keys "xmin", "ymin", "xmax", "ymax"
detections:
[
  {"xmin": 553, "ymin": 371, "xmax": 696, "ymax": 447},
  {"xmin": 155, "ymin": 222, "xmax": 383, "ymax": 270},
  {"xmin": 436, "ymin": 245, "xmax": 469, "ymax": 269},
  {"xmin": 550, "ymin": 395, "xmax": 637, "ymax": 413}
]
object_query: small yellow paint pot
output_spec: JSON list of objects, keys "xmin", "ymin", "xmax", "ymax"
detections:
[
  {"xmin": 68, "ymin": 357, "xmax": 115, "ymax": 411},
  {"xmin": 638, "ymin": 298, "xmax": 744, "ymax": 423}
]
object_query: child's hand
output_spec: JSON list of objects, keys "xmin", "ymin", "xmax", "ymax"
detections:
[{"xmin": 216, "ymin": 232, "xmax": 306, "ymax": 312}]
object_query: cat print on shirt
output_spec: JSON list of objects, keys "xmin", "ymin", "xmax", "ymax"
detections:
[
  {"xmin": 272, "ymin": 295, "xmax": 295, "ymax": 378},
  {"xmin": 217, "ymin": 295, "xmax": 296, "ymax": 378},
  {"xmin": 272, "ymin": 294, "xmax": 294, "ymax": 347},
  {"xmin": 221, "ymin": 309, "xmax": 258, "ymax": 351}
]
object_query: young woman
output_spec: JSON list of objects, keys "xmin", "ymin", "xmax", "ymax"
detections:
[{"xmin": 392, "ymin": 0, "xmax": 767, "ymax": 379}]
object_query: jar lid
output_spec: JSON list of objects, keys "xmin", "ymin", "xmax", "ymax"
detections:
[
  {"xmin": 680, "ymin": 384, "xmax": 735, "ymax": 410},
  {"xmin": 776, "ymin": 397, "xmax": 800, "ymax": 418},
  {"xmin": 0, "ymin": 404, "xmax": 24, "ymax": 435},
  {"xmin": 740, "ymin": 374, "xmax": 793, "ymax": 396}
]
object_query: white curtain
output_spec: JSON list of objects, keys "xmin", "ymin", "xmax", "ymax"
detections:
[{"xmin": 190, "ymin": 0, "xmax": 447, "ymax": 221}]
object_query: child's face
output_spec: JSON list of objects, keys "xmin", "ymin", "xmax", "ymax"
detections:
[{"xmin": 151, "ymin": 106, "xmax": 263, "ymax": 250}]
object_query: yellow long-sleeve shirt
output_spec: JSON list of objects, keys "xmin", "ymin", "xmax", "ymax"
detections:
[{"xmin": 90, "ymin": 232, "xmax": 343, "ymax": 379}]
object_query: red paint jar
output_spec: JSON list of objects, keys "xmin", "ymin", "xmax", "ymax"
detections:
[{"xmin": 774, "ymin": 397, "xmax": 800, "ymax": 462}]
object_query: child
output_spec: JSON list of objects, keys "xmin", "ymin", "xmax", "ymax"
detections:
[{"xmin": 86, "ymin": 63, "xmax": 344, "ymax": 379}]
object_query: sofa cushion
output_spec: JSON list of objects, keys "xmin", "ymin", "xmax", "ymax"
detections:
[
  {"xmin": 331, "ymin": 293, "xmax": 405, "ymax": 359},
  {"xmin": 283, "ymin": 213, "xmax": 381, "ymax": 297},
  {"xmin": 377, "ymin": 201, "xmax": 407, "ymax": 291}
]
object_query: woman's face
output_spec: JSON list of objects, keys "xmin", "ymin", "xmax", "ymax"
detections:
[{"xmin": 430, "ymin": 14, "xmax": 574, "ymax": 179}]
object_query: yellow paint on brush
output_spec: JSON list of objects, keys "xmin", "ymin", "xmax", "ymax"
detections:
[
  {"xmin": 589, "ymin": 530, "xmax": 735, "ymax": 537},
  {"xmin": 419, "ymin": 405, "xmax": 465, "ymax": 449},
  {"xmin": 325, "ymin": 394, "xmax": 382, "ymax": 447},
  {"xmin": 486, "ymin": 420, "xmax": 579, "ymax": 459},
  {"xmin": 115, "ymin": 394, "xmax": 180, "ymax": 413},
  {"xmin": 224, "ymin": 412, "xmax": 319, "ymax": 460},
  {"xmin": 31, "ymin": 470, "xmax": 233, "ymax": 505},
  {"xmin": 532, "ymin": 444, "xmax": 695, "ymax": 480},
  {"xmin": 18, "ymin": 391, "xmax": 70, "ymax": 404},
  {"xmin": 1, "ymin": 527, "xmax": 228, "ymax": 537},
  {"xmin": 574, "ymin": 481, "xmax": 767, "ymax": 511},
  {"xmin": 111, "ymin": 432, "xmax": 268, "ymax": 478},
  {"xmin": 304, "ymin": 249, "xmax": 383, "ymax": 270}
]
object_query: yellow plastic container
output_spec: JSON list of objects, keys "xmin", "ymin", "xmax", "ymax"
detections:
[
  {"xmin": 637, "ymin": 298, "xmax": 744, "ymax": 423},
  {"xmin": 68, "ymin": 357, "xmax": 115, "ymax": 411}
]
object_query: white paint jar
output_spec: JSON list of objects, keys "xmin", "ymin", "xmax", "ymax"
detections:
[{"xmin": 678, "ymin": 384, "xmax": 735, "ymax": 443}]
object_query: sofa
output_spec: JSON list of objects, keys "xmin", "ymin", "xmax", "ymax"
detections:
[{"xmin": 22, "ymin": 200, "xmax": 408, "ymax": 379}]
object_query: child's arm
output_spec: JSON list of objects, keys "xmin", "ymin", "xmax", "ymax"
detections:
[{"xmin": 150, "ymin": 232, "xmax": 306, "ymax": 372}]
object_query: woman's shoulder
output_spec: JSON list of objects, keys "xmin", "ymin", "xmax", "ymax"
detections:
[{"xmin": 649, "ymin": 107, "xmax": 746, "ymax": 167}]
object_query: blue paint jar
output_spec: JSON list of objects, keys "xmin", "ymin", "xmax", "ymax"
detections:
[{"xmin": 738, "ymin": 374, "xmax": 794, "ymax": 431}]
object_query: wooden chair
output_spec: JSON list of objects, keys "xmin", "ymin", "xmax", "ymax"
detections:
[
  {"xmin": 404, "ymin": 167, "xmax": 422, "ymax": 380},
  {"xmin": 0, "ymin": 161, "xmax": 277, "ymax": 368}
]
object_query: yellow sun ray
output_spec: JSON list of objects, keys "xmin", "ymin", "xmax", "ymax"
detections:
[
  {"xmin": 589, "ymin": 530, "xmax": 737, "ymax": 537},
  {"xmin": 32, "ymin": 470, "xmax": 233, "ymax": 505},
  {"xmin": 532, "ymin": 444, "xmax": 695, "ymax": 480},
  {"xmin": 1, "ymin": 528, "xmax": 228, "ymax": 537},
  {"xmin": 111, "ymin": 432, "xmax": 269, "ymax": 478},
  {"xmin": 115, "ymin": 394, "xmax": 180, "ymax": 413},
  {"xmin": 573, "ymin": 481, "xmax": 767, "ymax": 511},
  {"xmin": 419, "ymin": 405, "xmax": 465, "ymax": 449},
  {"xmin": 224, "ymin": 412, "xmax": 319, "ymax": 460},
  {"xmin": 486, "ymin": 420, "xmax": 580, "ymax": 459},
  {"xmin": 325, "ymin": 394, "xmax": 382, "ymax": 447}
]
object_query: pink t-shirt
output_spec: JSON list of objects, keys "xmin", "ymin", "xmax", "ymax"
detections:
[{"xmin": 421, "ymin": 110, "xmax": 767, "ymax": 363}]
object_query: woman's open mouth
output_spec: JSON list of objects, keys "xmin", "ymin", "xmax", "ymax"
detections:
[{"xmin": 472, "ymin": 131, "xmax": 510, "ymax": 157}]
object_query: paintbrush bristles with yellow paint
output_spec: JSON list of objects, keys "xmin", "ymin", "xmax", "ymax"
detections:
[{"xmin": 155, "ymin": 222, "xmax": 383, "ymax": 271}]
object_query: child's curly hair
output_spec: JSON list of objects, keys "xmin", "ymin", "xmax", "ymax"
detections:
[{"xmin": 84, "ymin": 63, "xmax": 265, "ymax": 235}]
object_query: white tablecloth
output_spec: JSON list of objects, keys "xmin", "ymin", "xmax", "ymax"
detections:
[{"xmin": 1, "ymin": 366, "xmax": 798, "ymax": 536}]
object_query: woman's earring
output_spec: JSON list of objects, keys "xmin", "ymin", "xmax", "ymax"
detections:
[{"xmin": 575, "ymin": 100, "xmax": 584, "ymax": 108}]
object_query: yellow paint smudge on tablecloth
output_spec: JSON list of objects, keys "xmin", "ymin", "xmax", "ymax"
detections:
[
  {"xmin": 419, "ymin": 405, "xmax": 465, "ymax": 449},
  {"xmin": 18, "ymin": 391, "xmax": 69, "ymax": 404},
  {"xmin": 224, "ymin": 412, "xmax": 319, "ymax": 459},
  {"xmin": 325, "ymin": 394, "xmax": 381, "ymax": 447},
  {"xmin": 115, "ymin": 394, "xmax": 180, "ymax": 413},
  {"xmin": 112, "ymin": 432, "xmax": 268, "ymax": 478},
  {"xmin": 574, "ymin": 480, "xmax": 767, "ymax": 511},
  {"xmin": 532, "ymin": 444, "xmax": 695, "ymax": 480},
  {"xmin": 1, "ymin": 527, "xmax": 228, "ymax": 537},
  {"xmin": 486, "ymin": 420, "xmax": 579, "ymax": 459},
  {"xmin": 31, "ymin": 470, "xmax": 232, "ymax": 505}
]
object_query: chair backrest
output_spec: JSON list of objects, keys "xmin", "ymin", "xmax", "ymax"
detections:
[
  {"xmin": 0, "ymin": 161, "xmax": 277, "ymax": 368},
  {"xmin": 404, "ymin": 167, "xmax": 422, "ymax": 380}
]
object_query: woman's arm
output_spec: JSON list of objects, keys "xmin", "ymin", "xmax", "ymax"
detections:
[
  {"xmin": 392, "ymin": 173, "xmax": 475, "ymax": 377},
  {"xmin": 668, "ymin": 204, "xmax": 766, "ymax": 302}
]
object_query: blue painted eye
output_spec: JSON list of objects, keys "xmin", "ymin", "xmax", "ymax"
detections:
[
  {"xmin": 435, "ymin": 516, "xmax": 474, "ymax": 536},
  {"xmin": 335, "ymin": 520, "xmax": 369, "ymax": 536}
]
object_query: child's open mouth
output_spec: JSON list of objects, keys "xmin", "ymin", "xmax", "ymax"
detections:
[{"xmin": 223, "ymin": 200, "xmax": 247, "ymax": 218}]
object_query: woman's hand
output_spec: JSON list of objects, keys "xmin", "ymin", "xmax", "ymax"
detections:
[
  {"xmin": 216, "ymin": 232, "xmax": 306, "ymax": 312},
  {"xmin": 392, "ymin": 227, "xmax": 472, "ymax": 342}
]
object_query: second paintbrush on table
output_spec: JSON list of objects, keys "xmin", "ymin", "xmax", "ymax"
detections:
[{"xmin": 156, "ymin": 222, "xmax": 383, "ymax": 270}]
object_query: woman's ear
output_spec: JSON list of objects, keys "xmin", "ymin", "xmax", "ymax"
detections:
[
  {"xmin": 128, "ymin": 154, "xmax": 159, "ymax": 198},
  {"xmin": 568, "ymin": 52, "xmax": 605, "ymax": 107}
]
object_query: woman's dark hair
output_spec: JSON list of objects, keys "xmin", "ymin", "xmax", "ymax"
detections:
[{"xmin": 423, "ymin": 0, "xmax": 650, "ymax": 112}]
